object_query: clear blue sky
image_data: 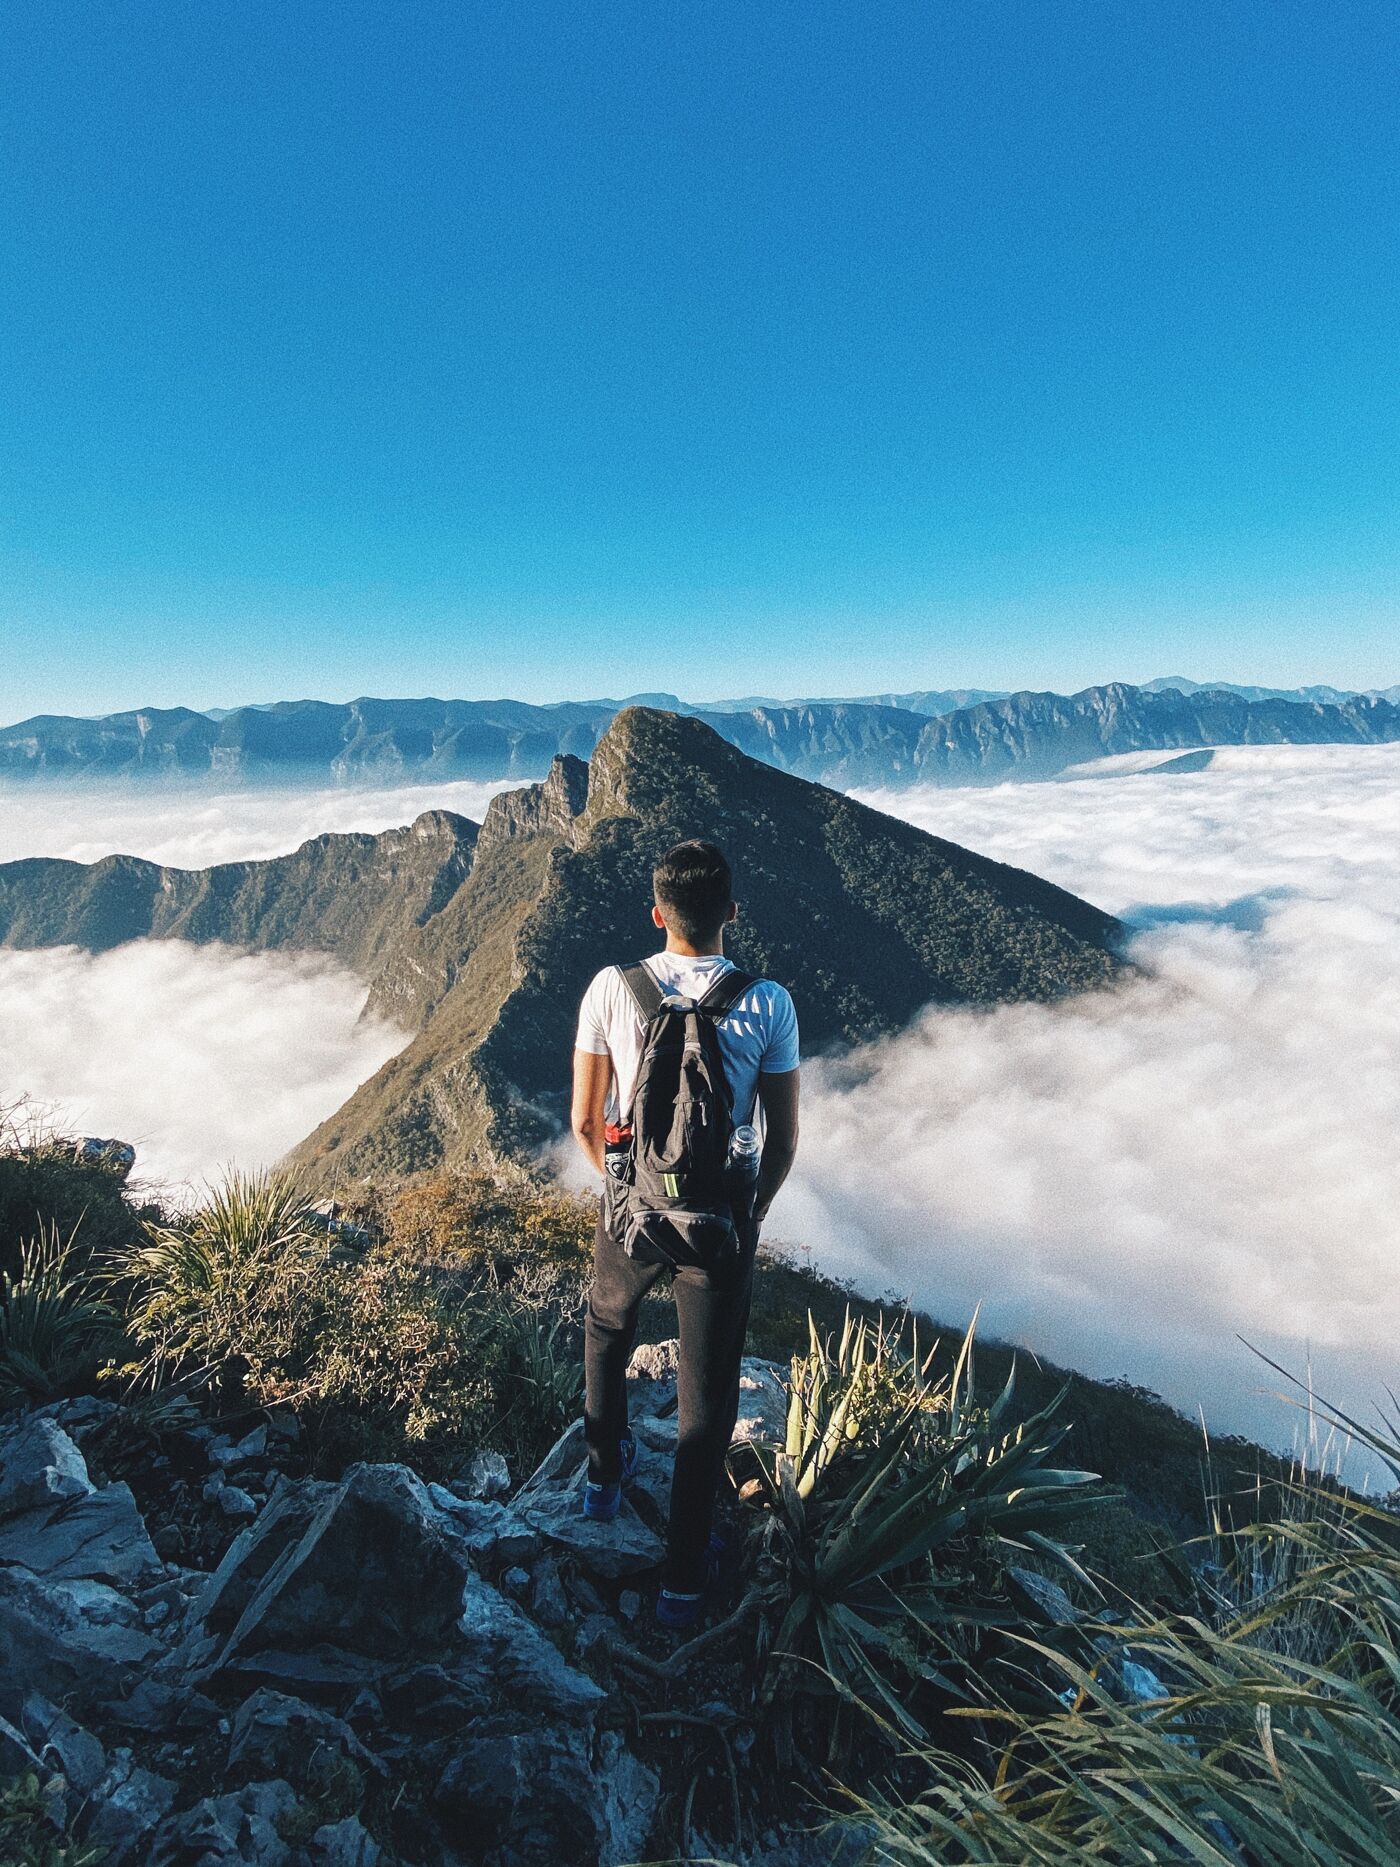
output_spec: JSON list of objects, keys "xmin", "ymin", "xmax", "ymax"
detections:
[{"xmin": 3, "ymin": 1, "xmax": 1398, "ymax": 720}]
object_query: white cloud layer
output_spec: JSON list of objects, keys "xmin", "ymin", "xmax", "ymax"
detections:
[
  {"xmin": 771, "ymin": 746, "xmax": 1400, "ymax": 1468},
  {"xmin": 0, "ymin": 776, "xmax": 520, "ymax": 868},
  {"xmin": 0, "ymin": 942, "xmax": 407, "ymax": 1197}
]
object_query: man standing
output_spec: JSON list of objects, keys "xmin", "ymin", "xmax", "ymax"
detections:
[{"xmin": 572, "ymin": 839, "xmax": 800, "ymax": 1628}]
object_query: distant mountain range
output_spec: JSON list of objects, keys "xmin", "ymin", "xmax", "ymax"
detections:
[
  {"xmin": 0, "ymin": 708, "xmax": 1125, "ymax": 1178},
  {"xmin": 2, "ymin": 679, "xmax": 1398, "ymax": 791}
]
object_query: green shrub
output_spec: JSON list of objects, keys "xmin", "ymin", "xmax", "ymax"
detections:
[
  {"xmin": 111, "ymin": 1168, "xmax": 582, "ymax": 1480},
  {"xmin": 846, "ymin": 1392, "xmax": 1400, "ymax": 1865},
  {"xmin": 742, "ymin": 1307, "xmax": 1112, "ymax": 1761},
  {"xmin": 0, "ymin": 1103, "xmax": 151, "ymax": 1285},
  {"xmin": 0, "ymin": 1222, "xmax": 126, "ymax": 1407},
  {"xmin": 0, "ymin": 1771, "xmax": 105, "ymax": 1866},
  {"xmin": 380, "ymin": 1170, "xmax": 593, "ymax": 1289}
]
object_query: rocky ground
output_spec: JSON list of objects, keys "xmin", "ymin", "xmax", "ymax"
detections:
[{"xmin": 0, "ymin": 1342, "xmax": 875, "ymax": 1866}]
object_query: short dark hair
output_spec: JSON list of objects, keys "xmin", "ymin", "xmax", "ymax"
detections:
[{"xmin": 653, "ymin": 840, "xmax": 733, "ymax": 943}]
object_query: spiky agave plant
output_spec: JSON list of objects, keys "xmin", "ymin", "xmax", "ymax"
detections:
[
  {"xmin": 848, "ymin": 1381, "xmax": 1400, "ymax": 1865},
  {"xmin": 747, "ymin": 1308, "xmax": 1111, "ymax": 1754},
  {"xmin": 111, "ymin": 1168, "xmax": 331, "ymax": 1390},
  {"xmin": 0, "ymin": 1219, "xmax": 125, "ymax": 1404}
]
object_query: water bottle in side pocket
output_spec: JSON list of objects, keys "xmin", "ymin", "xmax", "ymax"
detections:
[{"xmin": 725, "ymin": 1122, "xmax": 761, "ymax": 1227}]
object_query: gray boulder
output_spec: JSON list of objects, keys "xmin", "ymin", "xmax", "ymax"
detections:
[
  {"xmin": 435, "ymin": 1724, "xmax": 659, "ymax": 1867},
  {"xmin": 82, "ymin": 1752, "xmax": 180, "ymax": 1866},
  {"xmin": 731, "ymin": 1358, "xmax": 789, "ymax": 1446},
  {"xmin": 0, "ymin": 1481, "xmax": 161, "ymax": 1586},
  {"xmin": 228, "ymin": 1687, "xmax": 384, "ymax": 1789},
  {"xmin": 21, "ymin": 1691, "xmax": 107, "ymax": 1795},
  {"xmin": 0, "ymin": 1415, "xmax": 93, "ymax": 1518},
  {"xmin": 458, "ymin": 1581, "xmax": 605, "ymax": 1716},
  {"xmin": 0, "ymin": 1568, "xmax": 161, "ymax": 1718},
  {"xmin": 1007, "ymin": 1565, "xmax": 1079, "ymax": 1626},
  {"xmin": 0, "ymin": 1711, "xmax": 42, "ymax": 1778},
  {"xmin": 148, "ymin": 1777, "xmax": 299, "ymax": 1866},
  {"xmin": 185, "ymin": 1464, "xmax": 475, "ymax": 1691},
  {"xmin": 311, "ymin": 1815, "xmax": 382, "ymax": 1865},
  {"xmin": 461, "ymin": 1449, "xmax": 511, "ymax": 1500},
  {"xmin": 424, "ymin": 1489, "xmax": 541, "ymax": 1566},
  {"xmin": 513, "ymin": 1422, "xmax": 664, "ymax": 1578},
  {"xmin": 625, "ymin": 1340, "xmax": 789, "ymax": 1446}
]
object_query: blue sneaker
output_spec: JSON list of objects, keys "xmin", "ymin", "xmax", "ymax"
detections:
[
  {"xmin": 655, "ymin": 1529, "xmax": 735, "ymax": 1631},
  {"xmin": 581, "ymin": 1434, "xmax": 639, "ymax": 1522}
]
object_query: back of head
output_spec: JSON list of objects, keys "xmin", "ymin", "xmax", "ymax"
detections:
[{"xmin": 653, "ymin": 839, "xmax": 733, "ymax": 945}]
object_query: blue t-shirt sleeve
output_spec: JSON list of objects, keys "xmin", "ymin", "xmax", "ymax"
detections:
[{"xmin": 761, "ymin": 985, "xmax": 800, "ymax": 1073}]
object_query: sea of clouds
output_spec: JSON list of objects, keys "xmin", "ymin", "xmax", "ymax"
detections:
[
  {"xmin": 2, "ymin": 746, "xmax": 1396, "ymax": 1463},
  {"xmin": 778, "ymin": 743, "xmax": 1400, "ymax": 1467},
  {"xmin": 0, "ymin": 942, "xmax": 408, "ymax": 1199}
]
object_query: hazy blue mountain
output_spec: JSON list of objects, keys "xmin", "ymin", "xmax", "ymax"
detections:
[
  {"xmin": 3, "ymin": 681, "xmax": 1398, "ymax": 791},
  {"xmin": 1143, "ymin": 674, "xmax": 1400, "ymax": 705}
]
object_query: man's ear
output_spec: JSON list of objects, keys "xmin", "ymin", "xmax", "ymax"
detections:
[
  {"xmin": 726, "ymin": 900, "xmax": 738, "ymax": 924},
  {"xmin": 651, "ymin": 903, "xmax": 666, "ymax": 930}
]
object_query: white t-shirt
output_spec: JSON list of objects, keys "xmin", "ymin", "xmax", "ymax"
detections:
[{"xmin": 576, "ymin": 952, "xmax": 800, "ymax": 1129}]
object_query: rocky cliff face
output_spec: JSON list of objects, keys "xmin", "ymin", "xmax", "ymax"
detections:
[{"xmin": 290, "ymin": 708, "xmax": 1127, "ymax": 1181}]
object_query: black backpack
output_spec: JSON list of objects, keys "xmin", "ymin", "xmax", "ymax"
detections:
[{"xmin": 611, "ymin": 962, "xmax": 758, "ymax": 1269}]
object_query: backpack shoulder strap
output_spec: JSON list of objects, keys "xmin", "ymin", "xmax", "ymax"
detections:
[
  {"xmin": 619, "ymin": 961, "xmax": 666, "ymax": 1022},
  {"xmin": 699, "ymin": 967, "xmax": 757, "ymax": 1017}
]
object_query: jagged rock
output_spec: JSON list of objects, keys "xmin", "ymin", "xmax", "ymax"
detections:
[
  {"xmin": 148, "ymin": 1777, "xmax": 300, "ymax": 1866},
  {"xmin": 312, "ymin": 1815, "xmax": 382, "ymax": 1865},
  {"xmin": 83, "ymin": 1752, "xmax": 179, "ymax": 1866},
  {"xmin": 458, "ymin": 1581, "xmax": 605, "ymax": 1716},
  {"xmin": 461, "ymin": 1449, "xmax": 511, "ymax": 1500},
  {"xmin": 500, "ymin": 1565, "xmax": 530, "ymax": 1597},
  {"xmin": 0, "ymin": 1414, "xmax": 94, "ymax": 1517},
  {"xmin": 513, "ymin": 1423, "xmax": 664, "ymax": 1578},
  {"xmin": 1119, "ymin": 1657, "xmax": 1169, "ymax": 1704},
  {"xmin": 0, "ymin": 1569, "xmax": 161, "ymax": 1717},
  {"xmin": 1007, "ymin": 1565, "xmax": 1079, "ymax": 1626},
  {"xmin": 0, "ymin": 1481, "xmax": 162, "ymax": 1586},
  {"xmin": 36, "ymin": 1395, "xmax": 120, "ymax": 1444},
  {"xmin": 435, "ymin": 1724, "xmax": 659, "ymax": 1867},
  {"xmin": 21, "ymin": 1691, "xmax": 107, "ymax": 1795},
  {"xmin": 630, "ymin": 1414, "xmax": 678, "ymax": 1453},
  {"xmin": 105, "ymin": 1675, "xmax": 222, "ymax": 1736},
  {"xmin": 216, "ymin": 1484, "xmax": 259, "ymax": 1519},
  {"xmin": 425, "ymin": 1489, "xmax": 541, "ymax": 1565},
  {"xmin": 626, "ymin": 1341, "xmax": 789, "ymax": 1448},
  {"xmin": 0, "ymin": 1711, "xmax": 42, "ymax": 1777},
  {"xmin": 74, "ymin": 1136, "xmax": 137, "ymax": 1178},
  {"xmin": 228, "ymin": 1688, "xmax": 384, "ymax": 1792},
  {"xmin": 185, "ymin": 1465, "xmax": 474, "ymax": 1692},
  {"xmin": 732, "ymin": 1359, "xmax": 789, "ymax": 1445},
  {"xmin": 624, "ymin": 1340, "xmax": 681, "ymax": 1420},
  {"xmin": 378, "ymin": 1663, "xmax": 490, "ymax": 1731},
  {"xmin": 529, "ymin": 1553, "xmax": 568, "ymax": 1629}
]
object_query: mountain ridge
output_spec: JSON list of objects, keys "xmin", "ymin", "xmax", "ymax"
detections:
[
  {"xmin": 4, "ymin": 681, "xmax": 1398, "ymax": 791},
  {"xmin": 290, "ymin": 706, "xmax": 1127, "ymax": 1179}
]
